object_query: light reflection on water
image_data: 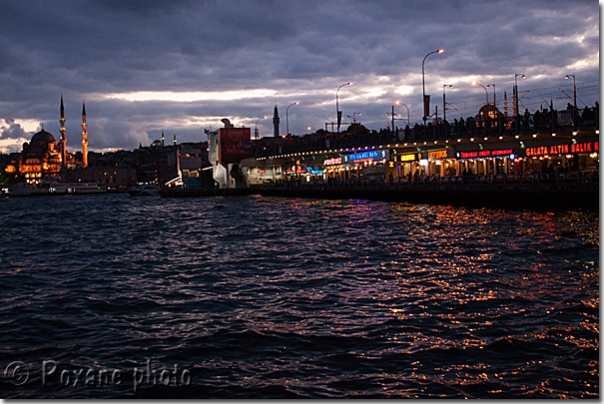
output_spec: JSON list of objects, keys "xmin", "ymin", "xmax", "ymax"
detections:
[{"xmin": 0, "ymin": 194, "xmax": 598, "ymax": 398}]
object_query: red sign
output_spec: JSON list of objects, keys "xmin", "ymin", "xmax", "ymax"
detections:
[
  {"xmin": 526, "ymin": 141, "xmax": 599, "ymax": 157},
  {"xmin": 219, "ymin": 127, "xmax": 251, "ymax": 165},
  {"xmin": 458, "ymin": 149, "xmax": 513, "ymax": 159}
]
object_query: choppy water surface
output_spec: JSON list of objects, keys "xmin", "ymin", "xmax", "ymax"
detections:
[{"xmin": 0, "ymin": 194, "xmax": 598, "ymax": 398}]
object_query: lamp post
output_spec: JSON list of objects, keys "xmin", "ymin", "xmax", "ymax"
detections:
[
  {"xmin": 486, "ymin": 84, "xmax": 496, "ymax": 107},
  {"xmin": 397, "ymin": 101, "xmax": 410, "ymax": 125},
  {"xmin": 336, "ymin": 82, "xmax": 353, "ymax": 133},
  {"xmin": 442, "ymin": 84, "xmax": 452, "ymax": 122},
  {"xmin": 473, "ymin": 82, "xmax": 489, "ymax": 105},
  {"xmin": 347, "ymin": 112, "xmax": 361, "ymax": 124},
  {"xmin": 253, "ymin": 116, "xmax": 267, "ymax": 156},
  {"xmin": 422, "ymin": 49, "xmax": 444, "ymax": 123},
  {"xmin": 565, "ymin": 74, "xmax": 576, "ymax": 109},
  {"xmin": 514, "ymin": 73, "xmax": 526, "ymax": 117},
  {"xmin": 286, "ymin": 102, "xmax": 299, "ymax": 136},
  {"xmin": 254, "ymin": 116, "xmax": 267, "ymax": 141}
]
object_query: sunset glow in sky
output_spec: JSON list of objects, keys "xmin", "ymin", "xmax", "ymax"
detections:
[{"xmin": 0, "ymin": 0, "xmax": 599, "ymax": 153}]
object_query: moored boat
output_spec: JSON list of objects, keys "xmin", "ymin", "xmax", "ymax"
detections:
[
  {"xmin": 129, "ymin": 184, "xmax": 161, "ymax": 197},
  {"xmin": 6, "ymin": 179, "xmax": 106, "ymax": 196}
]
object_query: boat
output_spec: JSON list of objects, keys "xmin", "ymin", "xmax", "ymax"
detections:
[
  {"xmin": 5, "ymin": 182, "xmax": 37, "ymax": 196},
  {"xmin": 6, "ymin": 179, "xmax": 106, "ymax": 196},
  {"xmin": 129, "ymin": 184, "xmax": 160, "ymax": 197}
]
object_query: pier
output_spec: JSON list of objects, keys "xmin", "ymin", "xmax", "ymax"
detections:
[{"xmin": 161, "ymin": 171, "xmax": 598, "ymax": 211}]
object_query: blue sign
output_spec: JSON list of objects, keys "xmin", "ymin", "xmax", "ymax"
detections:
[{"xmin": 347, "ymin": 150, "xmax": 380, "ymax": 162}]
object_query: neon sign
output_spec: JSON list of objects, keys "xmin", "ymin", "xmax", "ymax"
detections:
[
  {"xmin": 526, "ymin": 141, "xmax": 599, "ymax": 157},
  {"xmin": 398, "ymin": 153, "xmax": 418, "ymax": 162},
  {"xmin": 458, "ymin": 149, "xmax": 513, "ymax": 159},
  {"xmin": 324, "ymin": 157, "xmax": 342, "ymax": 166},
  {"xmin": 428, "ymin": 150, "xmax": 448, "ymax": 159},
  {"xmin": 348, "ymin": 150, "xmax": 379, "ymax": 162}
]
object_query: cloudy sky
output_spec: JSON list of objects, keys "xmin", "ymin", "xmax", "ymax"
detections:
[{"xmin": 0, "ymin": 0, "xmax": 599, "ymax": 153}]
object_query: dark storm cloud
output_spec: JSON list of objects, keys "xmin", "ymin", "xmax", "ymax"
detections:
[
  {"xmin": 0, "ymin": 0, "xmax": 598, "ymax": 151},
  {"xmin": 1, "ymin": 119, "xmax": 30, "ymax": 140}
]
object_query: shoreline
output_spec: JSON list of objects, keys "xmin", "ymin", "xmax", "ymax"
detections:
[{"xmin": 160, "ymin": 183, "xmax": 599, "ymax": 211}]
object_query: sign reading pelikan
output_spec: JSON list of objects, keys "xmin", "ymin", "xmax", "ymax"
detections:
[{"xmin": 344, "ymin": 150, "xmax": 386, "ymax": 163}]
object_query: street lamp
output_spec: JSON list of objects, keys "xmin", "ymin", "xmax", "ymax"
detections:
[
  {"xmin": 336, "ymin": 82, "xmax": 353, "ymax": 133},
  {"xmin": 422, "ymin": 49, "xmax": 444, "ymax": 123},
  {"xmin": 514, "ymin": 73, "xmax": 526, "ymax": 117},
  {"xmin": 286, "ymin": 102, "xmax": 299, "ymax": 136},
  {"xmin": 565, "ymin": 74, "xmax": 576, "ymax": 109},
  {"xmin": 473, "ymin": 82, "xmax": 489, "ymax": 105},
  {"xmin": 254, "ymin": 116, "xmax": 267, "ymax": 141},
  {"xmin": 397, "ymin": 101, "xmax": 410, "ymax": 125},
  {"xmin": 443, "ymin": 84, "xmax": 452, "ymax": 121},
  {"xmin": 486, "ymin": 84, "xmax": 496, "ymax": 107},
  {"xmin": 347, "ymin": 112, "xmax": 361, "ymax": 124}
]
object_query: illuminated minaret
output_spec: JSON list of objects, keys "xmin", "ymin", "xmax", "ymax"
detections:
[
  {"xmin": 161, "ymin": 131, "xmax": 165, "ymax": 147},
  {"xmin": 60, "ymin": 96, "xmax": 67, "ymax": 167},
  {"xmin": 273, "ymin": 104, "xmax": 280, "ymax": 138},
  {"xmin": 81, "ymin": 102, "xmax": 88, "ymax": 167}
]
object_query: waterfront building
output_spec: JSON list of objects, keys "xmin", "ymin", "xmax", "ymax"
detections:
[
  {"xmin": 242, "ymin": 103, "xmax": 599, "ymax": 185},
  {"xmin": 2, "ymin": 97, "xmax": 135, "ymax": 186},
  {"xmin": 208, "ymin": 119, "xmax": 251, "ymax": 188}
]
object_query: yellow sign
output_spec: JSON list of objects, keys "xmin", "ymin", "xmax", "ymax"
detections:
[
  {"xmin": 399, "ymin": 153, "xmax": 417, "ymax": 162},
  {"xmin": 428, "ymin": 150, "xmax": 448, "ymax": 159}
]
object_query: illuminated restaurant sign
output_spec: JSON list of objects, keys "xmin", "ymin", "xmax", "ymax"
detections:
[
  {"xmin": 324, "ymin": 157, "xmax": 342, "ymax": 166},
  {"xmin": 349, "ymin": 150, "xmax": 379, "ymax": 162},
  {"xmin": 457, "ymin": 148, "xmax": 513, "ymax": 159},
  {"xmin": 398, "ymin": 153, "xmax": 418, "ymax": 162},
  {"xmin": 526, "ymin": 140, "xmax": 599, "ymax": 157},
  {"xmin": 345, "ymin": 150, "xmax": 386, "ymax": 163},
  {"xmin": 306, "ymin": 167, "xmax": 325, "ymax": 175},
  {"xmin": 428, "ymin": 150, "xmax": 448, "ymax": 159}
]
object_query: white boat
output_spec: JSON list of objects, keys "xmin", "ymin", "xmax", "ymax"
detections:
[
  {"xmin": 7, "ymin": 180, "xmax": 106, "ymax": 196},
  {"xmin": 129, "ymin": 184, "xmax": 160, "ymax": 197},
  {"xmin": 45, "ymin": 181, "xmax": 106, "ymax": 194}
]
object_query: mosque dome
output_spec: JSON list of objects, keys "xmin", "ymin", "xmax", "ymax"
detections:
[
  {"xmin": 30, "ymin": 130, "xmax": 57, "ymax": 147},
  {"xmin": 477, "ymin": 104, "xmax": 502, "ymax": 120}
]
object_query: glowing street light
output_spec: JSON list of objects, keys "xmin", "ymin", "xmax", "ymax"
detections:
[
  {"xmin": 486, "ymin": 84, "xmax": 496, "ymax": 107},
  {"xmin": 565, "ymin": 74, "xmax": 576, "ymax": 109},
  {"xmin": 473, "ymin": 82, "xmax": 489, "ymax": 105},
  {"xmin": 422, "ymin": 48, "xmax": 444, "ymax": 123},
  {"xmin": 514, "ymin": 73, "xmax": 526, "ymax": 117}
]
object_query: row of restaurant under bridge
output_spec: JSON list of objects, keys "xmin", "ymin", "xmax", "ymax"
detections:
[{"xmin": 243, "ymin": 134, "xmax": 598, "ymax": 185}]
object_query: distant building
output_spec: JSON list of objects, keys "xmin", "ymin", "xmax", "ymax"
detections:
[
  {"xmin": 18, "ymin": 129, "xmax": 63, "ymax": 183},
  {"xmin": 207, "ymin": 119, "xmax": 251, "ymax": 188},
  {"xmin": 5, "ymin": 97, "xmax": 130, "ymax": 186}
]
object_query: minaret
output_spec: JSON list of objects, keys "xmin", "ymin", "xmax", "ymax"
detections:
[
  {"xmin": 60, "ymin": 96, "xmax": 67, "ymax": 167},
  {"xmin": 173, "ymin": 134, "xmax": 177, "ymax": 145},
  {"xmin": 81, "ymin": 102, "xmax": 88, "ymax": 167},
  {"xmin": 503, "ymin": 91, "xmax": 508, "ymax": 117},
  {"xmin": 161, "ymin": 131, "xmax": 165, "ymax": 147},
  {"xmin": 273, "ymin": 104, "xmax": 280, "ymax": 138}
]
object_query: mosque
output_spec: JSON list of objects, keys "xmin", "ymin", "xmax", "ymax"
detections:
[{"xmin": 14, "ymin": 96, "xmax": 89, "ymax": 183}]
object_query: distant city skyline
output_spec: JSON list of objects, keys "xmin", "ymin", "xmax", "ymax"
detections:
[{"xmin": 0, "ymin": 0, "xmax": 599, "ymax": 153}]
